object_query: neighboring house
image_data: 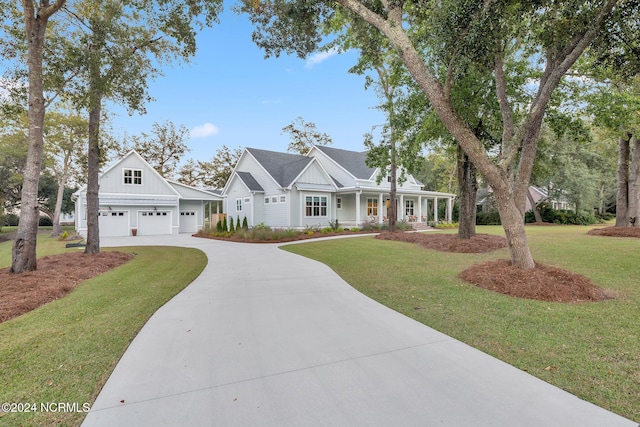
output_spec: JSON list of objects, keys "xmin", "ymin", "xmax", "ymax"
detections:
[
  {"xmin": 477, "ymin": 185, "xmax": 574, "ymax": 212},
  {"xmin": 73, "ymin": 150, "xmax": 221, "ymax": 237},
  {"xmin": 222, "ymin": 146, "xmax": 456, "ymax": 229}
]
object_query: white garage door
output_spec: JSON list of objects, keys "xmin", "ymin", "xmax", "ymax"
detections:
[
  {"xmin": 138, "ymin": 211, "xmax": 172, "ymax": 235},
  {"xmin": 99, "ymin": 211, "xmax": 130, "ymax": 237},
  {"xmin": 179, "ymin": 211, "xmax": 197, "ymax": 233}
]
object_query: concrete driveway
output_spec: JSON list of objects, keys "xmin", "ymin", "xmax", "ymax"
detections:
[{"xmin": 82, "ymin": 234, "xmax": 637, "ymax": 426}]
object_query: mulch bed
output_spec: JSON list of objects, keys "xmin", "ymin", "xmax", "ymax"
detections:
[
  {"xmin": 376, "ymin": 231, "xmax": 608, "ymax": 303},
  {"xmin": 196, "ymin": 230, "xmax": 370, "ymax": 243},
  {"xmin": 0, "ymin": 251, "xmax": 133, "ymax": 323},
  {"xmin": 459, "ymin": 260, "xmax": 609, "ymax": 302},
  {"xmin": 587, "ymin": 226, "xmax": 640, "ymax": 238},
  {"xmin": 375, "ymin": 231, "xmax": 508, "ymax": 253}
]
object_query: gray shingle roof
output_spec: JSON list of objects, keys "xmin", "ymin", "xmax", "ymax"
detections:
[
  {"xmin": 314, "ymin": 146, "xmax": 375, "ymax": 179},
  {"xmin": 246, "ymin": 148, "xmax": 313, "ymax": 187},
  {"xmin": 236, "ymin": 171, "xmax": 264, "ymax": 192}
]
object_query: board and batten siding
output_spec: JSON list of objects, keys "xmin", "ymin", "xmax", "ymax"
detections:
[{"xmin": 99, "ymin": 154, "xmax": 177, "ymax": 196}]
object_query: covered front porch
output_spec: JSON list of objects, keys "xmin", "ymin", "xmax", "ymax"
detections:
[{"xmin": 334, "ymin": 188, "xmax": 456, "ymax": 228}]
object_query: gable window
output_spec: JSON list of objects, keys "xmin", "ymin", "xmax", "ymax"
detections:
[
  {"xmin": 305, "ymin": 195, "xmax": 327, "ymax": 217},
  {"xmin": 236, "ymin": 198, "xmax": 242, "ymax": 212},
  {"xmin": 279, "ymin": 195, "xmax": 286, "ymax": 203},
  {"xmin": 264, "ymin": 197, "xmax": 270, "ymax": 204},
  {"xmin": 367, "ymin": 198, "xmax": 378, "ymax": 216},
  {"xmin": 123, "ymin": 169, "xmax": 142, "ymax": 185},
  {"xmin": 405, "ymin": 200, "xmax": 415, "ymax": 216}
]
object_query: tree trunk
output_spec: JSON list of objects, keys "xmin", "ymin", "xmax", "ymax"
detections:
[
  {"xmin": 628, "ymin": 134, "xmax": 640, "ymax": 227},
  {"xmin": 616, "ymin": 134, "xmax": 630, "ymax": 227},
  {"xmin": 494, "ymin": 189, "xmax": 535, "ymax": 269},
  {"xmin": 50, "ymin": 175, "xmax": 66, "ymax": 237},
  {"xmin": 84, "ymin": 86, "xmax": 102, "ymax": 254},
  {"xmin": 11, "ymin": 9, "xmax": 49, "ymax": 273},
  {"xmin": 526, "ymin": 189, "xmax": 543, "ymax": 223},
  {"xmin": 457, "ymin": 143, "xmax": 477, "ymax": 239},
  {"xmin": 389, "ymin": 159, "xmax": 397, "ymax": 233}
]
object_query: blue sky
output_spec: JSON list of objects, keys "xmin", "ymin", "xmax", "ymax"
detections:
[{"xmin": 108, "ymin": 8, "xmax": 386, "ymax": 163}]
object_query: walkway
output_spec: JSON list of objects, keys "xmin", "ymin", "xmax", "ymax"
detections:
[{"xmin": 82, "ymin": 234, "xmax": 637, "ymax": 426}]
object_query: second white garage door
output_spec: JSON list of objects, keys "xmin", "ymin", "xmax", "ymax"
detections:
[{"xmin": 138, "ymin": 211, "xmax": 172, "ymax": 235}]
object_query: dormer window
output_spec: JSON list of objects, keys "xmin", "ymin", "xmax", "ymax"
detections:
[{"xmin": 124, "ymin": 169, "xmax": 142, "ymax": 185}]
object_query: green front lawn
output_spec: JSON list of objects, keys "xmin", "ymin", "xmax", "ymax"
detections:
[
  {"xmin": 0, "ymin": 238, "xmax": 207, "ymax": 426},
  {"xmin": 282, "ymin": 225, "xmax": 640, "ymax": 422}
]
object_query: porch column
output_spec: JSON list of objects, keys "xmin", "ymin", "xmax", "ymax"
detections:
[
  {"xmin": 446, "ymin": 197, "xmax": 453, "ymax": 222},
  {"xmin": 434, "ymin": 197, "xmax": 439, "ymax": 223},
  {"xmin": 399, "ymin": 194, "xmax": 404, "ymax": 221},
  {"xmin": 378, "ymin": 193, "xmax": 383, "ymax": 224},
  {"xmin": 355, "ymin": 191, "xmax": 361, "ymax": 226},
  {"xmin": 418, "ymin": 195, "xmax": 423, "ymax": 222}
]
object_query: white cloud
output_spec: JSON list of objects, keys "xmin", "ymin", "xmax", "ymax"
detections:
[
  {"xmin": 305, "ymin": 49, "xmax": 339, "ymax": 69},
  {"xmin": 190, "ymin": 123, "xmax": 219, "ymax": 138}
]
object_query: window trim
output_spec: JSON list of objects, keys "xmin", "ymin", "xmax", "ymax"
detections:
[
  {"xmin": 405, "ymin": 200, "xmax": 415, "ymax": 216},
  {"xmin": 366, "ymin": 198, "xmax": 379, "ymax": 216},
  {"xmin": 123, "ymin": 168, "xmax": 143, "ymax": 185},
  {"xmin": 305, "ymin": 195, "xmax": 328, "ymax": 218},
  {"xmin": 236, "ymin": 198, "xmax": 243, "ymax": 212}
]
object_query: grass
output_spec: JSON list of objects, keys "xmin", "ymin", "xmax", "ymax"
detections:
[
  {"xmin": 282, "ymin": 225, "xmax": 640, "ymax": 423},
  {"xmin": 0, "ymin": 237, "xmax": 207, "ymax": 426}
]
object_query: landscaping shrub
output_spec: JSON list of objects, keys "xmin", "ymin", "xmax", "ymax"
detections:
[
  {"xmin": 476, "ymin": 211, "xmax": 502, "ymax": 225},
  {"xmin": 242, "ymin": 216, "xmax": 248, "ymax": 229},
  {"xmin": 222, "ymin": 216, "xmax": 227, "ymax": 232},
  {"xmin": 229, "ymin": 217, "xmax": 235, "ymax": 233},
  {"xmin": 3, "ymin": 214, "xmax": 19, "ymax": 226},
  {"xmin": 236, "ymin": 216, "xmax": 241, "ymax": 230},
  {"xmin": 216, "ymin": 220, "xmax": 223, "ymax": 232},
  {"xmin": 39, "ymin": 216, "xmax": 53, "ymax": 226}
]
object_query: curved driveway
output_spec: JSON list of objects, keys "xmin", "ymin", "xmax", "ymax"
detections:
[{"xmin": 82, "ymin": 234, "xmax": 636, "ymax": 427}]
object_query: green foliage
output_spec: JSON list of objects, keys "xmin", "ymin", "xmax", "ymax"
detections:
[
  {"xmin": 38, "ymin": 216, "xmax": 53, "ymax": 226},
  {"xmin": 524, "ymin": 208, "xmax": 599, "ymax": 226},
  {"xmin": 476, "ymin": 211, "xmax": 502, "ymax": 225},
  {"xmin": 236, "ymin": 216, "xmax": 241, "ymax": 230},
  {"xmin": 229, "ymin": 216, "xmax": 235, "ymax": 233},
  {"xmin": 434, "ymin": 222, "xmax": 459, "ymax": 229},
  {"xmin": 329, "ymin": 219, "xmax": 340, "ymax": 231},
  {"xmin": 222, "ymin": 216, "xmax": 227, "ymax": 232},
  {"xmin": 242, "ymin": 216, "xmax": 248, "ymax": 229},
  {"xmin": 216, "ymin": 220, "xmax": 222, "ymax": 232},
  {"xmin": 3, "ymin": 214, "xmax": 19, "ymax": 226}
]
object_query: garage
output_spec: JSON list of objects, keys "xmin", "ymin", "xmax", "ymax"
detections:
[
  {"xmin": 138, "ymin": 211, "xmax": 172, "ymax": 235},
  {"xmin": 99, "ymin": 210, "xmax": 130, "ymax": 237},
  {"xmin": 179, "ymin": 211, "xmax": 197, "ymax": 233}
]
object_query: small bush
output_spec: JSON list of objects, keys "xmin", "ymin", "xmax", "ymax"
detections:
[
  {"xmin": 236, "ymin": 216, "xmax": 241, "ymax": 230},
  {"xmin": 39, "ymin": 216, "xmax": 53, "ymax": 226},
  {"xmin": 476, "ymin": 211, "xmax": 502, "ymax": 225},
  {"xmin": 229, "ymin": 218, "xmax": 235, "ymax": 233},
  {"xmin": 435, "ymin": 222, "xmax": 459, "ymax": 229},
  {"xmin": 222, "ymin": 216, "xmax": 227, "ymax": 232},
  {"xmin": 329, "ymin": 219, "xmax": 340, "ymax": 231},
  {"xmin": 242, "ymin": 216, "xmax": 248, "ymax": 229},
  {"xmin": 3, "ymin": 213, "xmax": 19, "ymax": 226}
]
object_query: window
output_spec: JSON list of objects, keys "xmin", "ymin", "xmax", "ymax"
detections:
[
  {"xmin": 264, "ymin": 197, "xmax": 270, "ymax": 204},
  {"xmin": 279, "ymin": 195, "xmax": 286, "ymax": 203},
  {"xmin": 271, "ymin": 196, "xmax": 278, "ymax": 204},
  {"xmin": 367, "ymin": 198, "xmax": 378, "ymax": 216},
  {"xmin": 336, "ymin": 197, "xmax": 342, "ymax": 209},
  {"xmin": 236, "ymin": 198, "xmax": 243, "ymax": 212},
  {"xmin": 123, "ymin": 169, "xmax": 142, "ymax": 185},
  {"xmin": 244, "ymin": 197, "xmax": 251, "ymax": 204},
  {"xmin": 405, "ymin": 200, "xmax": 415, "ymax": 216},
  {"xmin": 305, "ymin": 196, "xmax": 328, "ymax": 217}
]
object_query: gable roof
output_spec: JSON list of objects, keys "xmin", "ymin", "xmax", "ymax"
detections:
[
  {"xmin": 167, "ymin": 180, "xmax": 222, "ymax": 200},
  {"xmin": 313, "ymin": 145, "xmax": 375, "ymax": 180},
  {"xmin": 246, "ymin": 148, "xmax": 314, "ymax": 188},
  {"xmin": 73, "ymin": 150, "xmax": 181, "ymax": 198},
  {"xmin": 236, "ymin": 171, "xmax": 264, "ymax": 192}
]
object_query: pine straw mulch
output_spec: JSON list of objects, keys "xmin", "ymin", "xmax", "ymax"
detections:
[
  {"xmin": 0, "ymin": 251, "xmax": 133, "ymax": 323},
  {"xmin": 376, "ymin": 231, "xmax": 609, "ymax": 303},
  {"xmin": 587, "ymin": 225, "xmax": 640, "ymax": 238},
  {"xmin": 375, "ymin": 231, "xmax": 508, "ymax": 253}
]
